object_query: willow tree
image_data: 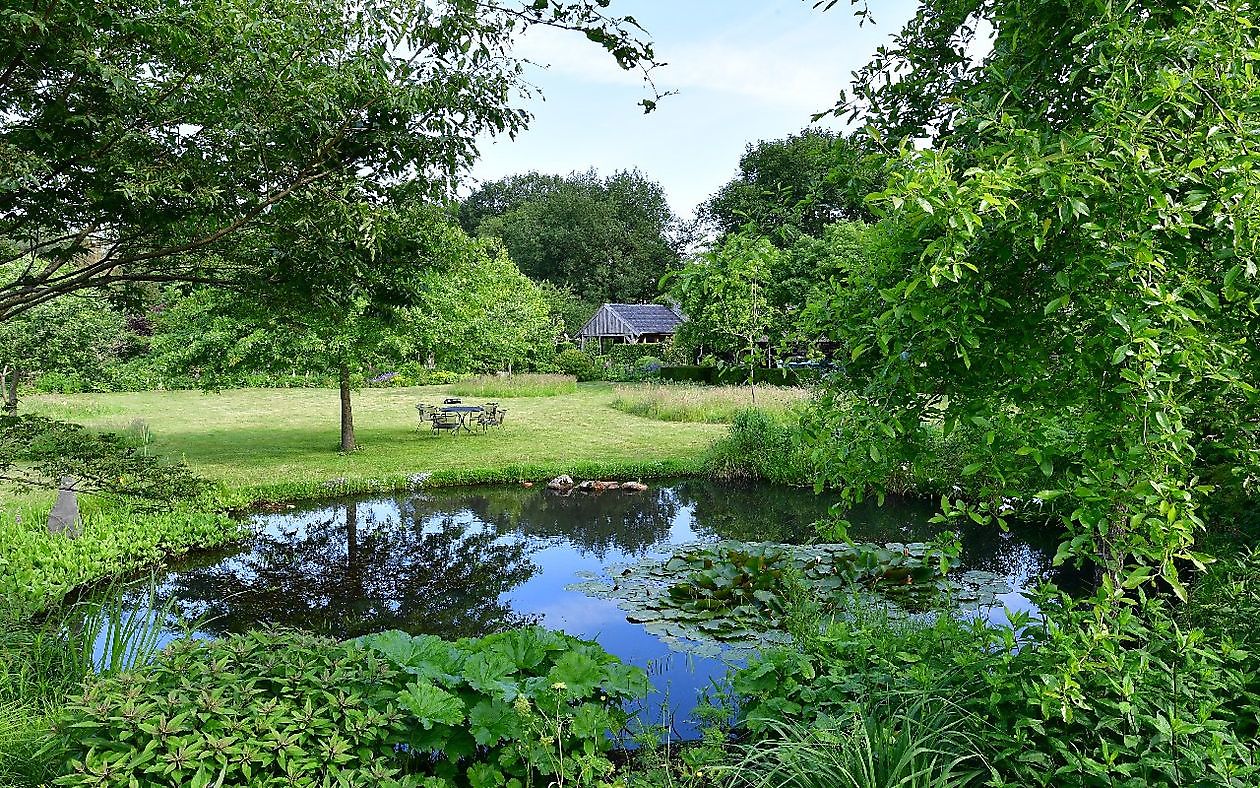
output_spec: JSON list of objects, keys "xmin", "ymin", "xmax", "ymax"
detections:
[{"xmin": 810, "ymin": 1, "xmax": 1260, "ymax": 594}]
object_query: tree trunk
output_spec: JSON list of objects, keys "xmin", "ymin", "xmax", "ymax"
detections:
[
  {"xmin": 339, "ymin": 364, "xmax": 355, "ymax": 452},
  {"xmin": 3, "ymin": 365, "xmax": 18, "ymax": 414}
]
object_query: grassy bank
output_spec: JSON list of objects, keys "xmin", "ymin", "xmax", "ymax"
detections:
[{"xmin": 25, "ymin": 383, "xmax": 724, "ymax": 503}]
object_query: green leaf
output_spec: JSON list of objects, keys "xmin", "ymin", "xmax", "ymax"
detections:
[
  {"xmin": 467, "ymin": 699, "xmax": 520, "ymax": 747},
  {"xmin": 398, "ymin": 681, "xmax": 465, "ymax": 730}
]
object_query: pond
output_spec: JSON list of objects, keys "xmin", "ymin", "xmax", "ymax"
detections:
[{"xmin": 134, "ymin": 479, "xmax": 1078, "ymax": 736}]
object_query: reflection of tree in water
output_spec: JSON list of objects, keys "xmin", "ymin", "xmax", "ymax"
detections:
[
  {"xmin": 400, "ymin": 486, "xmax": 679, "ymax": 559},
  {"xmin": 163, "ymin": 500, "xmax": 538, "ymax": 640},
  {"xmin": 673, "ymin": 479, "xmax": 839, "ymax": 544},
  {"xmin": 675, "ymin": 479, "xmax": 1083, "ymax": 590}
]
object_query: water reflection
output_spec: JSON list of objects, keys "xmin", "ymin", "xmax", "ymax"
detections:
[
  {"xmin": 147, "ymin": 480, "xmax": 1076, "ymax": 733},
  {"xmin": 165, "ymin": 499, "xmax": 537, "ymax": 639}
]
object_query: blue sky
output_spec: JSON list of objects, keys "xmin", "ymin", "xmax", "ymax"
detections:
[{"xmin": 469, "ymin": 0, "xmax": 921, "ymax": 218}]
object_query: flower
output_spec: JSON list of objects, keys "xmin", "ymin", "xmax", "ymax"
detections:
[{"xmin": 550, "ymin": 681, "xmax": 567, "ymax": 691}]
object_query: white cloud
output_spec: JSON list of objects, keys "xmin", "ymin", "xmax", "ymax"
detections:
[{"xmin": 514, "ymin": 20, "xmax": 857, "ymax": 116}]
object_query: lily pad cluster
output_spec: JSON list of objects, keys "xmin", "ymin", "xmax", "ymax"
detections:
[{"xmin": 567, "ymin": 539, "xmax": 975, "ymax": 657}]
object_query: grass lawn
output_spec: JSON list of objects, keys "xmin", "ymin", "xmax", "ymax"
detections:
[{"xmin": 24, "ymin": 383, "xmax": 725, "ymax": 502}]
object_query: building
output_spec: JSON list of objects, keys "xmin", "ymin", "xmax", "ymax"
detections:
[{"xmin": 577, "ymin": 303, "xmax": 683, "ymax": 351}]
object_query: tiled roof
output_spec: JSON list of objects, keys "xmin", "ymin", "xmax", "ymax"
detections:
[{"xmin": 606, "ymin": 303, "xmax": 683, "ymax": 335}]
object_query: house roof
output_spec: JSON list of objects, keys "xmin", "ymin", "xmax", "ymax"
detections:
[{"xmin": 580, "ymin": 303, "xmax": 683, "ymax": 337}]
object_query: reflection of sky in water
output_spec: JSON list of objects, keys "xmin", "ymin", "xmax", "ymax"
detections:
[{"xmin": 119, "ymin": 480, "xmax": 1075, "ymax": 737}]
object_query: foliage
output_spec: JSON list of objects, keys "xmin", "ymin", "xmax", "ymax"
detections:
[
  {"xmin": 703, "ymin": 409, "xmax": 817, "ymax": 486},
  {"xmin": 666, "ymin": 232, "xmax": 779, "ymax": 367},
  {"xmin": 0, "ymin": 0, "xmax": 660, "ymax": 320},
  {"xmin": 0, "ymin": 286, "xmax": 127, "ymax": 409},
  {"xmin": 445, "ymin": 374, "xmax": 578, "ymax": 399},
  {"xmin": 808, "ymin": 0, "xmax": 1260, "ymax": 597},
  {"xmin": 718, "ymin": 699, "xmax": 984, "ymax": 788},
  {"xmin": 731, "ymin": 589, "xmax": 1260, "ymax": 787},
  {"xmin": 0, "ymin": 415, "xmax": 207, "ymax": 503},
  {"xmin": 405, "ymin": 236, "xmax": 560, "ymax": 374},
  {"xmin": 538, "ymin": 283, "xmax": 601, "ymax": 339},
  {"xmin": 566, "ymin": 538, "xmax": 958, "ymax": 658},
  {"xmin": 462, "ymin": 170, "xmax": 684, "ymax": 304},
  {"xmin": 554, "ymin": 348, "xmax": 607, "ymax": 382},
  {"xmin": 356, "ymin": 627, "xmax": 651, "ymax": 786},
  {"xmin": 0, "ymin": 495, "xmax": 241, "ymax": 619},
  {"xmin": 609, "ymin": 384, "xmax": 809, "ymax": 424},
  {"xmin": 49, "ymin": 627, "xmax": 650, "ymax": 787},
  {"xmin": 700, "ymin": 128, "xmax": 884, "ymax": 243}
]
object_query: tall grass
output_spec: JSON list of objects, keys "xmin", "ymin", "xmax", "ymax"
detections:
[
  {"xmin": 720, "ymin": 698, "xmax": 987, "ymax": 788},
  {"xmin": 444, "ymin": 373, "xmax": 579, "ymax": 398},
  {"xmin": 0, "ymin": 575, "xmax": 191, "ymax": 786},
  {"xmin": 610, "ymin": 383, "xmax": 810, "ymax": 424}
]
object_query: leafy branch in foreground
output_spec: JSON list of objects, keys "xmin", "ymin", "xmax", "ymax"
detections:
[{"xmin": 0, "ymin": 415, "xmax": 206, "ymax": 506}]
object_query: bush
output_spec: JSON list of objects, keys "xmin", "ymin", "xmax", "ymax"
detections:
[
  {"xmin": 704, "ymin": 408, "xmax": 816, "ymax": 485},
  {"xmin": 605, "ymin": 343, "xmax": 667, "ymax": 367},
  {"xmin": 445, "ymin": 373, "xmax": 578, "ymax": 398},
  {"xmin": 730, "ymin": 592, "xmax": 1260, "ymax": 787},
  {"xmin": 555, "ymin": 347, "xmax": 605, "ymax": 382},
  {"xmin": 659, "ymin": 365, "xmax": 717, "ymax": 384},
  {"xmin": 50, "ymin": 627, "xmax": 651, "ymax": 787}
]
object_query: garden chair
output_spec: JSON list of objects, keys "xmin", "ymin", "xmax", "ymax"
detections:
[
  {"xmin": 476, "ymin": 406, "xmax": 506, "ymax": 432},
  {"xmin": 416, "ymin": 403, "xmax": 434, "ymax": 424},
  {"xmin": 430, "ymin": 412, "xmax": 462, "ymax": 435}
]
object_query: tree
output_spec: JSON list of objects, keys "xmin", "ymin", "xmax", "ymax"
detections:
[
  {"xmin": 0, "ymin": 280, "xmax": 125, "ymax": 411},
  {"xmin": 0, "ymin": 0, "xmax": 661, "ymax": 321},
  {"xmin": 461, "ymin": 170, "xmax": 683, "ymax": 303},
  {"xmin": 406, "ymin": 239, "xmax": 559, "ymax": 374},
  {"xmin": 809, "ymin": 0, "xmax": 1260, "ymax": 595},
  {"xmin": 665, "ymin": 232, "xmax": 779, "ymax": 386},
  {"xmin": 700, "ymin": 128, "xmax": 884, "ymax": 244}
]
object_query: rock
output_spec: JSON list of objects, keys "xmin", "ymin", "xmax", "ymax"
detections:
[
  {"xmin": 577, "ymin": 480, "xmax": 597, "ymax": 491},
  {"xmin": 522, "ymin": 481, "xmax": 534, "ymax": 488},
  {"xmin": 621, "ymin": 481, "xmax": 648, "ymax": 492},
  {"xmin": 47, "ymin": 476, "xmax": 80, "ymax": 537},
  {"xmin": 547, "ymin": 475, "xmax": 574, "ymax": 491}
]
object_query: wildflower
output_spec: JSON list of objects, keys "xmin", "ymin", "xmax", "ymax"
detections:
[
  {"xmin": 551, "ymin": 681, "xmax": 567, "ymax": 691},
  {"xmin": 513, "ymin": 695, "xmax": 531, "ymax": 715}
]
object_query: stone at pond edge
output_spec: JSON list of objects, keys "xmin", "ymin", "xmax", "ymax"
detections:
[
  {"xmin": 47, "ymin": 476, "xmax": 80, "ymax": 538},
  {"xmin": 547, "ymin": 475, "xmax": 574, "ymax": 491}
]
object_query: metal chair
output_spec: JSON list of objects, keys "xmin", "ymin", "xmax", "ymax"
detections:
[
  {"xmin": 430, "ymin": 412, "xmax": 462, "ymax": 435},
  {"xmin": 476, "ymin": 407, "xmax": 506, "ymax": 431}
]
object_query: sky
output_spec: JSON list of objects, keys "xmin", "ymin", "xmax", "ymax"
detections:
[{"xmin": 469, "ymin": 0, "xmax": 922, "ymax": 219}]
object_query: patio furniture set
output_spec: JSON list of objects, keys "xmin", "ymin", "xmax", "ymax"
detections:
[{"xmin": 416, "ymin": 398, "xmax": 506, "ymax": 435}]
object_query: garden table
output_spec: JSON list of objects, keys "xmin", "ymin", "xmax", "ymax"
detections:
[{"xmin": 439, "ymin": 405, "xmax": 485, "ymax": 434}]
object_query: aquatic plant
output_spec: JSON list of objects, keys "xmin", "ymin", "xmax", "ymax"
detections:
[{"xmin": 565, "ymin": 538, "xmax": 1002, "ymax": 658}]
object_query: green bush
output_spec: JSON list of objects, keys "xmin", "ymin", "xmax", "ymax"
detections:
[
  {"xmin": 605, "ymin": 343, "xmax": 667, "ymax": 367},
  {"xmin": 50, "ymin": 627, "xmax": 652, "ymax": 787},
  {"xmin": 555, "ymin": 347, "xmax": 605, "ymax": 382},
  {"xmin": 704, "ymin": 408, "xmax": 816, "ymax": 485},
  {"xmin": 715, "ymin": 367, "xmax": 800, "ymax": 387},
  {"xmin": 659, "ymin": 366, "xmax": 717, "ymax": 384},
  {"xmin": 731, "ymin": 592, "xmax": 1260, "ymax": 787}
]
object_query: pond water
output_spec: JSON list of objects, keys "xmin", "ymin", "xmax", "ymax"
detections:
[{"xmin": 135, "ymin": 480, "xmax": 1078, "ymax": 735}]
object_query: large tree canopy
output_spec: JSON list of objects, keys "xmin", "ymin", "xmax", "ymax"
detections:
[
  {"xmin": 811, "ymin": 0, "xmax": 1260, "ymax": 594},
  {"xmin": 459, "ymin": 169, "xmax": 683, "ymax": 304},
  {"xmin": 0, "ymin": 0, "xmax": 660, "ymax": 321},
  {"xmin": 700, "ymin": 128, "xmax": 883, "ymax": 244}
]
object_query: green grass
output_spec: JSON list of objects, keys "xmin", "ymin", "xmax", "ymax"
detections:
[
  {"xmin": 24, "ymin": 383, "xmax": 724, "ymax": 502},
  {"xmin": 608, "ymin": 383, "xmax": 812, "ymax": 424},
  {"xmin": 444, "ymin": 373, "xmax": 579, "ymax": 398}
]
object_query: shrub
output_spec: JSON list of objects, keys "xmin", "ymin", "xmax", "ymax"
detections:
[
  {"xmin": 50, "ymin": 627, "xmax": 652, "ymax": 787},
  {"xmin": 445, "ymin": 373, "xmax": 578, "ymax": 398},
  {"xmin": 716, "ymin": 367, "xmax": 800, "ymax": 387},
  {"xmin": 704, "ymin": 408, "xmax": 816, "ymax": 484},
  {"xmin": 555, "ymin": 347, "xmax": 604, "ymax": 382},
  {"xmin": 659, "ymin": 365, "xmax": 716, "ymax": 384},
  {"xmin": 605, "ymin": 343, "xmax": 667, "ymax": 367}
]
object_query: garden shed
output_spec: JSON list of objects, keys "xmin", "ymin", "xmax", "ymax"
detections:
[{"xmin": 577, "ymin": 303, "xmax": 683, "ymax": 351}]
